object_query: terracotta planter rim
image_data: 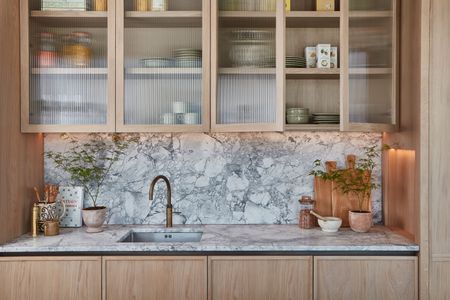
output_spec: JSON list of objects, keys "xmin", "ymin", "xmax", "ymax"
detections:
[
  {"xmin": 349, "ymin": 210, "xmax": 371, "ymax": 214},
  {"xmin": 82, "ymin": 206, "xmax": 107, "ymax": 211}
]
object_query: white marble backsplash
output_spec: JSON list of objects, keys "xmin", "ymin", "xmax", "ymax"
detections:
[{"xmin": 44, "ymin": 132, "xmax": 383, "ymax": 225}]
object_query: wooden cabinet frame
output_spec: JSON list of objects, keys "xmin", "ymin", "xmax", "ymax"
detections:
[
  {"xmin": 340, "ymin": 0, "xmax": 400, "ymax": 132},
  {"xmin": 115, "ymin": 0, "xmax": 210, "ymax": 133},
  {"xmin": 20, "ymin": 0, "xmax": 116, "ymax": 133}
]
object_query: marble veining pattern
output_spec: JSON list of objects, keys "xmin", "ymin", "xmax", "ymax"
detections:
[
  {"xmin": 0, "ymin": 225, "xmax": 418, "ymax": 253},
  {"xmin": 44, "ymin": 132, "xmax": 383, "ymax": 225}
]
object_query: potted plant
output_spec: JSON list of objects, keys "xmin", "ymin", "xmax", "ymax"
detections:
[
  {"xmin": 309, "ymin": 145, "xmax": 381, "ymax": 233},
  {"xmin": 46, "ymin": 133, "xmax": 134, "ymax": 233},
  {"xmin": 333, "ymin": 145, "xmax": 380, "ymax": 232}
]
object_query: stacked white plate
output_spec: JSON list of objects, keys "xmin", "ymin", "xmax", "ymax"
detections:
[
  {"xmin": 141, "ymin": 57, "xmax": 174, "ymax": 68},
  {"xmin": 312, "ymin": 113, "xmax": 340, "ymax": 124},
  {"xmin": 286, "ymin": 56, "xmax": 306, "ymax": 68},
  {"xmin": 174, "ymin": 48, "xmax": 202, "ymax": 68}
]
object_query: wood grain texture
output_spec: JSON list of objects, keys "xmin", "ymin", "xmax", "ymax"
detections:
[
  {"xmin": 430, "ymin": 259, "xmax": 450, "ymax": 299},
  {"xmin": 0, "ymin": 257, "xmax": 101, "ymax": 300},
  {"xmin": 314, "ymin": 256, "xmax": 418, "ymax": 300},
  {"xmin": 0, "ymin": 0, "xmax": 43, "ymax": 244},
  {"xmin": 208, "ymin": 256, "xmax": 312, "ymax": 300},
  {"xmin": 103, "ymin": 256, "xmax": 207, "ymax": 300}
]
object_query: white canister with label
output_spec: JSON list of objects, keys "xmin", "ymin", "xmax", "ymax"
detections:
[
  {"xmin": 330, "ymin": 46, "xmax": 338, "ymax": 68},
  {"xmin": 151, "ymin": 0, "xmax": 168, "ymax": 11},
  {"xmin": 316, "ymin": 44, "xmax": 331, "ymax": 68},
  {"xmin": 305, "ymin": 47, "xmax": 317, "ymax": 68}
]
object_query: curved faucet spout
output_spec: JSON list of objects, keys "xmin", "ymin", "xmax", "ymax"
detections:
[{"xmin": 149, "ymin": 175, "xmax": 173, "ymax": 227}]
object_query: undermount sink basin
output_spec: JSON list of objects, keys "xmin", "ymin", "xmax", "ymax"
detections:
[{"xmin": 119, "ymin": 230, "xmax": 203, "ymax": 243}]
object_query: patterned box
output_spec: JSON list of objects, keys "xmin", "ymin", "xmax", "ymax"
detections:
[{"xmin": 57, "ymin": 186, "xmax": 84, "ymax": 227}]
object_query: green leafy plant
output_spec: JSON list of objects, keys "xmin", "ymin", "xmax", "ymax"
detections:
[
  {"xmin": 309, "ymin": 145, "xmax": 382, "ymax": 212},
  {"xmin": 46, "ymin": 133, "xmax": 136, "ymax": 208}
]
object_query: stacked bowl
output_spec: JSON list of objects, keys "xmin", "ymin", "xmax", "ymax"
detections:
[
  {"xmin": 174, "ymin": 48, "xmax": 202, "ymax": 68},
  {"xmin": 286, "ymin": 108, "xmax": 310, "ymax": 124}
]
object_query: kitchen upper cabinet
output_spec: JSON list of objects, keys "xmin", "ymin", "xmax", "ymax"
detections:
[
  {"xmin": 0, "ymin": 257, "xmax": 101, "ymax": 300},
  {"xmin": 340, "ymin": 0, "xmax": 399, "ymax": 131},
  {"xmin": 20, "ymin": 0, "xmax": 400, "ymax": 133},
  {"xmin": 20, "ymin": 0, "xmax": 116, "ymax": 132},
  {"xmin": 103, "ymin": 256, "xmax": 207, "ymax": 300},
  {"xmin": 115, "ymin": 0, "xmax": 210, "ymax": 132},
  {"xmin": 208, "ymin": 256, "xmax": 312, "ymax": 300},
  {"xmin": 210, "ymin": 0, "xmax": 284, "ymax": 132},
  {"xmin": 314, "ymin": 256, "xmax": 418, "ymax": 300}
]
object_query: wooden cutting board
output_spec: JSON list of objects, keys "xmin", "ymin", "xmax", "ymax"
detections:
[
  {"xmin": 331, "ymin": 155, "xmax": 371, "ymax": 227},
  {"xmin": 314, "ymin": 161, "xmax": 336, "ymax": 217}
]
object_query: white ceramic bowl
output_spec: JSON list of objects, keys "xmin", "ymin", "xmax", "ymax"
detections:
[{"xmin": 317, "ymin": 217, "xmax": 342, "ymax": 233}]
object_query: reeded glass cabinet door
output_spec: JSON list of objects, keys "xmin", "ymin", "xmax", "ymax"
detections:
[
  {"xmin": 211, "ymin": 0, "xmax": 284, "ymax": 132},
  {"xmin": 21, "ymin": 0, "xmax": 115, "ymax": 132},
  {"xmin": 116, "ymin": 0, "xmax": 209, "ymax": 132},
  {"xmin": 341, "ymin": 0, "xmax": 398, "ymax": 132}
]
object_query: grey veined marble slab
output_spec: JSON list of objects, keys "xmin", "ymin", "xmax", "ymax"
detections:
[
  {"xmin": 0, "ymin": 225, "xmax": 419, "ymax": 253},
  {"xmin": 44, "ymin": 132, "xmax": 383, "ymax": 225}
]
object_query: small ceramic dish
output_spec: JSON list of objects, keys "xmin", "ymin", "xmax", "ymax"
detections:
[
  {"xmin": 286, "ymin": 114, "xmax": 310, "ymax": 124},
  {"xmin": 317, "ymin": 217, "xmax": 342, "ymax": 233}
]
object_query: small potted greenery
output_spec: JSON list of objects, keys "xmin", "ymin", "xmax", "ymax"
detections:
[
  {"xmin": 46, "ymin": 133, "xmax": 135, "ymax": 233},
  {"xmin": 309, "ymin": 145, "xmax": 381, "ymax": 233}
]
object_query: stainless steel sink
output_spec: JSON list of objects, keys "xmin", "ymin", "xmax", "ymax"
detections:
[{"xmin": 119, "ymin": 231, "xmax": 203, "ymax": 243}]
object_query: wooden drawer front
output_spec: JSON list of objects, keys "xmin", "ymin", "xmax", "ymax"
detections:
[
  {"xmin": 0, "ymin": 257, "xmax": 101, "ymax": 300},
  {"xmin": 103, "ymin": 256, "xmax": 207, "ymax": 300},
  {"xmin": 314, "ymin": 256, "xmax": 418, "ymax": 300},
  {"xmin": 208, "ymin": 256, "xmax": 312, "ymax": 300}
]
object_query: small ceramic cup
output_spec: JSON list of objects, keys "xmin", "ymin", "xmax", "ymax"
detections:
[
  {"xmin": 183, "ymin": 113, "xmax": 199, "ymax": 124},
  {"xmin": 161, "ymin": 113, "xmax": 176, "ymax": 124},
  {"xmin": 173, "ymin": 101, "xmax": 187, "ymax": 114}
]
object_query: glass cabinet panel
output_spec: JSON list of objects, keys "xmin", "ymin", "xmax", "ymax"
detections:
[
  {"xmin": 117, "ymin": 0, "xmax": 208, "ymax": 131},
  {"xmin": 344, "ymin": 0, "xmax": 398, "ymax": 130},
  {"xmin": 23, "ymin": 0, "xmax": 114, "ymax": 132},
  {"xmin": 212, "ymin": 0, "xmax": 282, "ymax": 131}
]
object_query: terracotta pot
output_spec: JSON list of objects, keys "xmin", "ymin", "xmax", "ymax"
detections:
[
  {"xmin": 348, "ymin": 211, "xmax": 372, "ymax": 233},
  {"xmin": 82, "ymin": 206, "xmax": 107, "ymax": 233}
]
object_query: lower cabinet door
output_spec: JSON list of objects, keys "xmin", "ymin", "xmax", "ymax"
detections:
[
  {"xmin": 314, "ymin": 256, "xmax": 418, "ymax": 300},
  {"xmin": 103, "ymin": 256, "xmax": 207, "ymax": 300},
  {"xmin": 0, "ymin": 256, "xmax": 101, "ymax": 300},
  {"xmin": 208, "ymin": 256, "xmax": 313, "ymax": 300}
]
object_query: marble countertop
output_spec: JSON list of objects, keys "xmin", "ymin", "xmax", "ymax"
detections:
[{"xmin": 0, "ymin": 225, "xmax": 419, "ymax": 254}]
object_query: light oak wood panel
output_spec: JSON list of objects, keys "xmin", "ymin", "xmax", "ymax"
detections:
[
  {"xmin": 208, "ymin": 256, "xmax": 312, "ymax": 300},
  {"xmin": 103, "ymin": 256, "xmax": 207, "ymax": 300},
  {"xmin": 0, "ymin": 0, "xmax": 43, "ymax": 244},
  {"xmin": 430, "ymin": 259, "xmax": 450, "ymax": 299},
  {"xmin": 429, "ymin": 0, "xmax": 450, "ymax": 256},
  {"xmin": 0, "ymin": 257, "xmax": 101, "ymax": 300},
  {"xmin": 314, "ymin": 256, "xmax": 418, "ymax": 300}
]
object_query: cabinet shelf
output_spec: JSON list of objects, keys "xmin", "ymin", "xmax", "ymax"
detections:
[
  {"xmin": 126, "ymin": 68, "xmax": 202, "ymax": 75},
  {"xmin": 285, "ymin": 124, "xmax": 340, "ymax": 131},
  {"xmin": 125, "ymin": 11, "xmax": 202, "ymax": 27},
  {"xmin": 219, "ymin": 11, "xmax": 276, "ymax": 27},
  {"xmin": 31, "ymin": 68, "xmax": 108, "ymax": 75},
  {"xmin": 349, "ymin": 68, "xmax": 392, "ymax": 75},
  {"xmin": 30, "ymin": 10, "xmax": 107, "ymax": 27},
  {"xmin": 219, "ymin": 68, "xmax": 276, "ymax": 75},
  {"xmin": 286, "ymin": 11, "xmax": 340, "ymax": 28},
  {"xmin": 349, "ymin": 11, "xmax": 393, "ymax": 18},
  {"xmin": 286, "ymin": 68, "xmax": 340, "ymax": 79}
]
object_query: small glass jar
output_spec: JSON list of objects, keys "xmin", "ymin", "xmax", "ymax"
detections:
[
  {"xmin": 134, "ymin": 0, "xmax": 149, "ymax": 11},
  {"xmin": 71, "ymin": 32, "xmax": 92, "ymax": 67},
  {"xmin": 38, "ymin": 32, "xmax": 57, "ymax": 67},
  {"xmin": 93, "ymin": 0, "xmax": 107, "ymax": 11},
  {"xmin": 298, "ymin": 196, "xmax": 316, "ymax": 229}
]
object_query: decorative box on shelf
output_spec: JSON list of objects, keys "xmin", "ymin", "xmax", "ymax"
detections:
[
  {"xmin": 41, "ymin": 0, "xmax": 90, "ymax": 11},
  {"xmin": 56, "ymin": 186, "xmax": 84, "ymax": 227}
]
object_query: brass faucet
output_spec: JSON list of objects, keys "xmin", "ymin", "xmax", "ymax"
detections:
[{"xmin": 149, "ymin": 175, "xmax": 173, "ymax": 228}]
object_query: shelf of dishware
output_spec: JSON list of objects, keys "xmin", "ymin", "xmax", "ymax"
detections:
[
  {"xmin": 286, "ymin": 11, "xmax": 340, "ymax": 28},
  {"xmin": 30, "ymin": 10, "xmax": 108, "ymax": 27},
  {"xmin": 219, "ymin": 68, "xmax": 276, "ymax": 75},
  {"xmin": 285, "ymin": 124, "xmax": 340, "ymax": 131},
  {"xmin": 126, "ymin": 68, "xmax": 202, "ymax": 75},
  {"xmin": 31, "ymin": 68, "xmax": 108, "ymax": 75},
  {"xmin": 285, "ymin": 68, "xmax": 340, "ymax": 79}
]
